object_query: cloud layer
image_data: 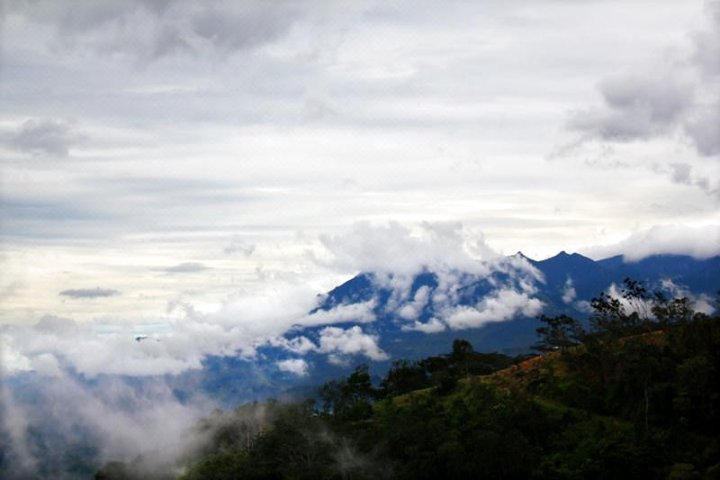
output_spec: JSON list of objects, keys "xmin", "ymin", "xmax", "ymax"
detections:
[
  {"xmin": 563, "ymin": 0, "xmax": 720, "ymax": 197},
  {"xmin": 5, "ymin": 222, "xmax": 719, "ymax": 382},
  {"xmin": 581, "ymin": 224, "xmax": 720, "ymax": 261},
  {"xmin": 59, "ymin": 287, "xmax": 121, "ymax": 299}
]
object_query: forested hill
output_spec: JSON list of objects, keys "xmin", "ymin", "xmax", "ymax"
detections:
[{"xmin": 97, "ymin": 283, "xmax": 720, "ymax": 480}]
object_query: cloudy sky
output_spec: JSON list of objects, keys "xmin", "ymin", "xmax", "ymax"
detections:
[
  {"xmin": 1, "ymin": 0, "xmax": 719, "ymax": 332},
  {"xmin": 1, "ymin": 3, "xmax": 719, "ymax": 472}
]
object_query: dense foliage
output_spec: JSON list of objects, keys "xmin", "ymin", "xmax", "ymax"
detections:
[{"xmin": 96, "ymin": 280, "xmax": 720, "ymax": 479}]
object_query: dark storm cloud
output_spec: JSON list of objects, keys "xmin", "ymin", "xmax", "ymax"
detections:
[{"xmin": 59, "ymin": 288, "xmax": 121, "ymax": 299}]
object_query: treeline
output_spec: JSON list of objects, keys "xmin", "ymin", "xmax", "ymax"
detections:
[{"xmin": 97, "ymin": 280, "xmax": 720, "ymax": 480}]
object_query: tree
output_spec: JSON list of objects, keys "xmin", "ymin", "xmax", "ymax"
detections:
[
  {"xmin": 534, "ymin": 314, "xmax": 584, "ymax": 353},
  {"xmin": 319, "ymin": 364, "xmax": 378, "ymax": 421},
  {"xmin": 381, "ymin": 360, "xmax": 428, "ymax": 397},
  {"xmin": 590, "ymin": 278, "xmax": 653, "ymax": 336},
  {"xmin": 652, "ymin": 293, "xmax": 694, "ymax": 326}
]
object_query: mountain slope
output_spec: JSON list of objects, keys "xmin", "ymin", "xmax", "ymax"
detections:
[{"xmin": 199, "ymin": 252, "xmax": 719, "ymax": 405}]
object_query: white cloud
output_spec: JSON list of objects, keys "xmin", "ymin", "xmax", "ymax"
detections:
[
  {"xmin": 443, "ymin": 289, "xmax": 544, "ymax": 330},
  {"xmin": 1, "ymin": 281, "xmax": 320, "ymax": 378},
  {"xmin": 276, "ymin": 358, "xmax": 309, "ymax": 377},
  {"xmin": 303, "ymin": 300, "xmax": 377, "ymax": 326},
  {"xmin": 581, "ymin": 225, "xmax": 720, "ymax": 261},
  {"xmin": 316, "ymin": 326, "xmax": 389, "ymax": 361},
  {"xmin": 562, "ymin": 278, "xmax": 577, "ymax": 304},
  {"xmin": 318, "ymin": 222, "xmax": 497, "ymax": 277},
  {"xmin": 0, "ymin": 333, "xmax": 32, "ymax": 373},
  {"xmin": 29, "ymin": 353, "xmax": 63, "ymax": 378},
  {"xmin": 0, "ymin": 371, "xmax": 212, "ymax": 478},
  {"xmin": 397, "ymin": 285, "xmax": 432, "ymax": 321},
  {"xmin": 272, "ymin": 335, "xmax": 316, "ymax": 355},
  {"xmin": 0, "ymin": 383, "xmax": 38, "ymax": 474},
  {"xmin": 659, "ymin": 279, "xmax": 716, "ymax": 315},
  {"xmin": 691, "ymin": 294, "xmax": 716, "ymax": 315},
  {"xmin": 401, "ymin": 317, "xmax": 446, "ymax": 334}
]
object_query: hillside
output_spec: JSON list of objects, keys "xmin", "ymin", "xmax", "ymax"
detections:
[
  {"xmin": 190, "ymin": 252, "xmax": 720, "ymax": 406},
  {"xmin": 4, "ymin": 256, "xmax": 719, "ymax": 479},
  {"xmin": 106, "ymin": 282, "xmax": 720, "ymax": 480}
]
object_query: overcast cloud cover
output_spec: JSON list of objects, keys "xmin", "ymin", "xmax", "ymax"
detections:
[
  {"xmin": 2, "ymin": 0, "xmax": 719, "ymax": 329},
  {"xmin": 1, "ymin": 1, "xmax": 719, "ymax": 476}
]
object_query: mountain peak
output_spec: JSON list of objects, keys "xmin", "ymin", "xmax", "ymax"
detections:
[
  {"xmin": 544, "ymin": 251, "xmax": 594, "ymax": 263},
  {"xmin": 512, "ymin": 251, "xmax": 533, "ymax": 261}
]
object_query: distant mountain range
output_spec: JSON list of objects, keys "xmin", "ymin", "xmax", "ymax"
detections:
[
  {"xmin": 17, "ymin": 252, "xmax": 716, "ymax": 406},
  {"xmin": 5, "ymin": 252, "xmax": 719, "ymax": 478},
  {"xmin": 194, "ymin": 252, "xmax": 720, "ymax": 404}
]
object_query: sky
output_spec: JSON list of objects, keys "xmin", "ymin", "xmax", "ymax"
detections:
[
  {"xmin": 1, "ymin": 0, "xmax": 719, "ymax": 338},
  {"xmin": 1, "ymin": 2, "xmax": 719, "ymax": 474}
]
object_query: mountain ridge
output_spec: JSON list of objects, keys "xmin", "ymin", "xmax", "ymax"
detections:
[{"xmin": 254, "ymin": 252, "xmax": 720, "ymax": 401}]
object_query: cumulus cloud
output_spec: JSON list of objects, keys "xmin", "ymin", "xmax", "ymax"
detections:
[
  {"xmin": 3, "ymin": 119, "xmax": 81, "ymax": 156},
  {"xmin": 397, "ymin": 286, "xmax": 431, "ymax": 321},
  {"xmin": 401, "ymin": 317, "xmax": 446, "ymax": 334},
  {"xmin": 318, "ymin": 221, "xmax": 497, "ymax": 277},
  {"xmin": 59, "ymin": 287, "xmax": 121, "ymax": 299},
  {"xmin": 442, "ymin": 289, "xmax": 544, "ymax": 330},
  {"xmin": 309, "ymin": 222, "xmax": 546, "ymax": 338},
  {"xmin": 276, "ymin": 358, "xmax": 309, "ymax": 377},
  {"xmin": 316, "ymin": 326, "xmax": 388, "ymax": 361},
  {"xmin": 277, "ymin": 325, "xmax": 391, "ymax": 365},
  {"xmin": 581, "ymin": 225, "xmax": 720, "ymax": 261},
  {"xmin": 271, "ymin": 335, "xmax": 316, "ymax": 355},
  {"xmin": 561, "ymin": 278, "xmax": 577, "ymax": 304},
  {"xmin": 659, "ymin": 279, "xmax": 716, "ymax": 315}
]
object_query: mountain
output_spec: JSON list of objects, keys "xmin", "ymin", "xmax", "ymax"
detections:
[
  {"xmin": 191, "ymin": 252, "xmax": 720, "ymax": 404},
  {"xmin": 5, "ymin": 252, "xmax": 719, "ymax": 479},
  {"xmin": 177, "ymin": 311, "xmax": 720, "ymax": 480}
]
